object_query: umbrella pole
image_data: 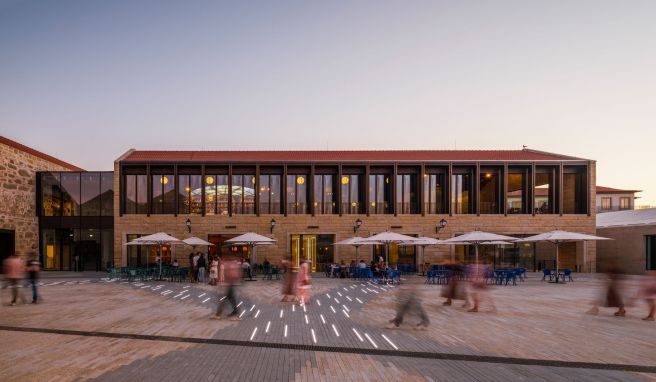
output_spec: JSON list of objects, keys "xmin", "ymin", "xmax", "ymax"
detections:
[
  {"xmin": 475, "ymin": 244, "xmax": 479, "ymax": 266},
  {"xmin": 355, "ymin": 245, "xmax": 359, "ymax": 263},
  {"xmin": 555, "ymin": 243, "xmax": 559, "ymax": 283},
  {"xmin": 159, "ymin": 244, "xmax": 162, "ymax": 281}
]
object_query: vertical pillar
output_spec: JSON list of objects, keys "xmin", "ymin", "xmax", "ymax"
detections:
[{"xmin": 255, "ymin": 164, "xmax": 260, "ymax": 217}]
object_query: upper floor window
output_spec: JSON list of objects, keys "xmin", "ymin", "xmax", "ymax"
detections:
[
  {"xmin": 601, "ymin": 197, "xmax": 612, "ymax": 211},
  {"xmin": 535, "ymin": 167, "xmax": 556, "ymax": 214},
  {"xmin": 341, "ymin": 175, "xmax": 362, "ymax": 214},
  {"xmin": 314, "ymin": 175, "xmax": 336, "ymax": 214},
  {"xmin": 451, "ymin": 172, "xmax": 473, "ymax": 214},
  {"xmin": 368, "ymin": 174, "xmax": 392, "ymax": 214},
  {"xmin": 259, "ymin": 175, "xmax": 281, "ymax": 214},
  {"xmin": 620, "ymin": 197, "xmax": 631, "ymax": 210},
  {"xmin": 101, "ymin": 173, "xmax": 114, "ymax": 216},
  {"xmin": 231, "ymin": 175, "xmax": 255, "ymax": 214},
  {"xmin": 507, "ymin": 170, "xmax": 528, "ymax": 214},
  {"xmin": 178, "ymin": 175, "xmax": 202, "ymax": 214},
  {"xmin": 124, "ymin": 174, "xmax": 148, "ymax": 214},
  {"xmin": 61, "ymin": 173, "xmax": 81, "ymax": 216},
  {"xmin": 396, "ymin": 174, "xmax": 417, "ymax": 214},
  {"xmin": 205, "ymin": 175, "xmax": 229, "ymax": 215},
  {"xmin": 287, "ymin": 175, "xmax": 308, "ymax": 214},
  {"xmin": 563, "ymin": 166, "xmax": 587, "ymax": 214},
  {"xmin": 41, "ymin": 172, "xmax": 61, "ymax": 216},
  {"xmin": 152, "ymin": 175, "xmax": 175, "ymax": 214},
  {"xmin": 480, "ymin": 169, "xmax": 501, "ymax": 214},
  {"xmin": 424, "ymin": 174, "xmax": 445, "ymax": 214}
]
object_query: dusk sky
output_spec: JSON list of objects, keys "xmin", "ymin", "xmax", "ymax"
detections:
[{"xmin": 1, "ymin": 1, "xmax": 654, "ymax": 204}]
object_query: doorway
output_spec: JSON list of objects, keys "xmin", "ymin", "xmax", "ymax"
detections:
[{"xmin": 0, "ymin": 229, "xmax": 15, "ymax": 270}]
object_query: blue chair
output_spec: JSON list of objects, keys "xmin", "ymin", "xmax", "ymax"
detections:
[
  {"xmin": 563, "ymin": 268, "xmax": 574, "ymax": 282},
  {"xmin": 542, "ymin": 268, "xmax": 553, "ymax": 281}
]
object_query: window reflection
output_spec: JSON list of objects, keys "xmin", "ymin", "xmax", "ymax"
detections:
[
  {"xmin": 231, "ymin": 175, "xmax": 255, "ymax": 214},
  {"xmin": 41, "ymin": 172, "xmax": 61, "ymax": 216},
  {"xmin": 368, "ymin": 174, "xmax": 391, "ymax": 214},
  {"xmin": 479, "ymin": 170, "xmax": 499, "ymax": 214},
  {"xmin": 340, "ymin": 175, "xmax": 361, "ymax": 214},
  {"xmin": 535, "ymin": 169, "xmax": 555, "ymax": 214},
  {"xmin": 100, "ymin": 173, "xmax": 113, "ymax": 216},
  {"xmin": 61, "ymin": 173, "xmax": 80, "ymax": 216},
  {"xmin": 507, "ymin": 172, "xmax": 526, "ymax": 214},
  {"xmin": 313, "ymin": 175, "xmax": 335, "ymax": 214},
  {"xmin": 563, "ymin": 167, "xmax": 586, "ymax": 214},
  {"xmin": 451, "ymin": 173, "xmax": 472, "ymax": 214},
  {"xmin": 178, "ymin": 175, "xmax": 202, "ymax": 214},
  {"xmin": 287, "ymin": 175, "xmax": 308, "ymax": 214},
  {"xmin": 152, "ymin": 174, "xmax": 175, "ymax": 214},
  {"xmin": 423, "ymin": 174, "xmax": 445, "ymax": 214},
  {"xmin": 258, "ymin": 175, "xmax": 281, "ymax": 214},
  {"xmin": 395, "ymin": 174, "xmax": 416, "ymax": 214},
  {"xmin": 81, "ymin": 172, "xmax": 101, "ymax": 216}
]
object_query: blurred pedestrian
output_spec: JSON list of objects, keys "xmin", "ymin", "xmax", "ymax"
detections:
[
  {"xmin": 442, "ymin": 263, "xmax": 466, "ymax": 306},
  {"xmin": 281, "ymin": 256, "xmax": 296, "ymax": 302},
  {"xmin": 188, "ymin": 252, "xmax": 196, "ymax": 283},
  {"xmin": 26, "ymin": 252, "xmax": 41, "ymax": 304},
  {"xmin": 3, "ymin": 253, "xmax": 25, "ymax": 306},
  {"xmin": 639, "ymin": 271, "xmax": 656, "ymax": 321},
  {"xmin": 588, "ymin": 266, "xmax": 626, "ymax": 317},
  {"xmin": 467, "ymin": 262, "xmax": 495, "ymax": 313},
  {"xmin": 297, "ymin": 259, "xmax": 311, "ymax": 304},
  {"xmin": 218, "ymin": 256, "xmax": 225, "ymax": 284},
  {"xmin": 197, "ymin": 253, "xmax": 207, "ymax": 283},
  {"xmin": 387, "ymin": 281, "xmax": 429, "ymax": 329},
  {"xmin": 212, "ymin": 256, "xmax": 242, "ymax": 320},
  {"xmin": 192, "ymin": 252, "xmax": 200, "ymax": 282}
]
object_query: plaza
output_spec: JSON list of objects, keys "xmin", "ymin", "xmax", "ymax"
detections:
[{"xmin": 1, "ymin": 272, "xmax": 654, "ymax": 381}]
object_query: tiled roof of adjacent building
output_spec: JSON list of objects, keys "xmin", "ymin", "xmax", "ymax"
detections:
[
  {"xmin": 0, "ymin": 136, "xmax": 83, "ymax": 171},
  {"xmin": 596, "ymin": 186, "xmax": 641, "ymax": 194},
  {"xmin": 597, "ymin": 208, "xmax": 656, "ymax": 228},
  {"xmin": 121, "ymin": 148, "xmax": 587, "ymax": 162}
]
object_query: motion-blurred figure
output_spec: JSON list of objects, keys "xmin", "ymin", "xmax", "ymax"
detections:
[
  {"xmin": 639, "ymin": 271, "xmax": 656, "ymax": 321},
  {"xmin": 297, "ymin": 259, "xmax": 311, "ymax": 304},
  {"xmin": 280, "ymin": 255, "xmax": 297, "ymax": 302},
  {"xmin": 387, "ymin": 282, "xmax": 429, "ymax": 329},
  {"xmin": 588, "ymin": 265, "xmax": 626, "ymax": 317},
  {"xmin": 467, "ymin": 262, "xmax": 495, "ymax": 313},
  {"xmin": 212, "ymin": 256, "xmax": 242, "ymax": 320},
  {"xmin": 3, "ymin": 253, "xmax": 25, "ymax": 306},
  {"xmin": 26, "ymin": 252, "xmax": 41, "ymax": 304},
  {"xmin": 442, "ymin": 262, "xmax": 467, "ymax": 307}
]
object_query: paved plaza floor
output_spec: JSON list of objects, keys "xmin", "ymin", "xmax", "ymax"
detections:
[{"xmin": 0, "ymin": 272, "xmax": 655, "ymax": 381}]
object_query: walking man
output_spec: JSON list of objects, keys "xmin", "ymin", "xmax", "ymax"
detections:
[
  {"xmin": 26, "ymin": 252, "xmax": 41, "ymax": 303},
  {"xmin": 212, "ymin": 256, "xmax": 242, "ymax": 320},
  {"xmin": 387, "ymin": 282, "xmax": 429, "ymax": 329},
  {"xmin": 3, "ymin": 253, "xmax": 25, "ymax": 306}
]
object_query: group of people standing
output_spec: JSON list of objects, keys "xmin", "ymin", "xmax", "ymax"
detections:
[{"xmin": 187, "ymin": 252, "xmax": 224, "ymax": 286}]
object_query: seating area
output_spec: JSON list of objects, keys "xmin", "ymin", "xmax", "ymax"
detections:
[
  {"xmin": 542, "ymin": 268, "xmax": 574, "ymax": 283},
  {"xmin": 108, "ymin": 266, "xmax": 191, "ymax": 282}
]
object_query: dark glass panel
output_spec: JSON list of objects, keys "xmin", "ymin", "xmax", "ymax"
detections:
[
  {"xmin": 507, "ymin": 173, "xmax": 526, "ymax": 214},
  {"xmin": 41, "ymin": 172, "xmax": 61, "ymax": 216},
  {"xmin": 563, "ymin": 170, "xmax": 586, "ymax": 214},
  {"xmin": 243, "ymin": 175, "xmax": 255, "ymax": 214},
  {"xmin": 535, "ymin": 171, "xmax": 554, "ymax": 214},
  {"xmin": 479, "ymin": 171, "xmax": 499, "ymax": 214},
  {"xmin": 100, "ymin": 172, "xmax": 114, "ymax": 216},
  {"xmin": 152, "ymin": 174, "xmax": 174, "ymax": 214},
  {"xmin": 81, "ymin": 172, "xmax": 101, "ymax": 216},
  {"xmin": 259, "ymin": 175, "xmax": 271, "ymax": 214},
  {"xmin": 136, "ymin": 175, "xmax": 148, "ymax": 214},
  {"xmin": 424, "ymin": 174, "xmax": 445, "ymax": 214},
  {"xmin": 451, "ymin": 174, "xmax": 472, "ymax": 214},
  {"xmin": 61, "ymin": 173, "xmax": 81, "ymax": 216},
  {"xmin": 269, "ymin": 175, "xmax": 281, "ymax": 214}
]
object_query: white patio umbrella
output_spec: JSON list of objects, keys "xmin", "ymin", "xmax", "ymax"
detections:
[
  {"xmin": 442, "ymin": 230, "xmax": 518, "ymax": 266},
  {"xmin": 182, "ymin": 236, "xmax": 215, "ymax": 247},
  {"xmin": 358, "ymin": 232, "xmax": 423, "ymax": 265},
  {"xmin": 126, "ymin": 232, "xmax": 184, "ymax": 277},
  {"xmin": 516, "ymin": 230, "xmax": 610, "ymax": 282},
  {"xmin": 224, "ymin": 232, "xmax": 276, "ymax": 265},
  {"xmin": 398, "ymin": 236, "xmax": 442, "ymax": 275},
  {"xmin": 334, "ymin": 237, "xmax": 367, "ymax": 263}
]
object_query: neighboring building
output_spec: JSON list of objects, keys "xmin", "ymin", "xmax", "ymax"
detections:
[
  {"xmin": 596, "ymin": 186, "xmax": 640, "ymax": 213},
  {"xmin": 0, "ymin": 136, "xmax": 82, "ymax": 266},
  {"xmin": 596, "ymin": 208, "xmax": 656, "ymax": 274},
  {"xmin": 114, "ymin": 148, "xmax": 597, "ymax": 272}
]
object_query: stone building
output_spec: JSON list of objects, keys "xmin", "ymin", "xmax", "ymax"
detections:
[
  {"xmin": 596, "ymin": 186, "xmax": 641, "ymax": 213},
  {"xmin": 596, "ymin": 208, "xmax": 656, "ymax": 274},
  {"xmin": 0, "ymin": 136, "xmax": 82, "ymax": 264},
  {"xmin": 113, "ymin": 148, "xmax": 597, "ymax": 272}
]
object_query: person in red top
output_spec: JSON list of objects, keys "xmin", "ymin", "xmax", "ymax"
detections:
[
  {"xmin": 3, "ymin": 253, "xmax": 25, "ymax": 306},
  {"xmin": 211, "ymin": 255, "xmax": 242, "ymax": 320}
]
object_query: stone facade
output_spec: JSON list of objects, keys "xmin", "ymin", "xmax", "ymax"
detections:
[
  {"xmin": 0, "ymin": 137, "xmax": 81, "ymax": 261},
  {"xmin": 114, "ymin": 158, "xmax": 597, "ymax": 271},
  {"xmin": 597, "ymin": 224, "xmax": 654, "ymax": 275}
]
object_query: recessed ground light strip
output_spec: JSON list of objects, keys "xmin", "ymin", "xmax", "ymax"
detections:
[
  {"xmin": 352, "ymin": 328, "xmax": 364, "ymax": 342},
  {"xmin": 381, "ymin": 334, "xmax": 398, "ymax": 350},
  {"xmin": 364, "ymin": 333, "xmax": 378, "ymax": 348},
  {"xmin": 249, "ymin": 327, "xmax": 258, "ymax": 341},
  {"xmin": 311, "ymin": 329, "xmax": 317, "ymax": 343}
]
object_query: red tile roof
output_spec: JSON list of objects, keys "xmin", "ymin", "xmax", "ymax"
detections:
[
  {"xmin": 596, "ymin": 186, "xmax": 641, "ymax": 194},
  {"xmin": 0, "ymin": 136, "xmax": 83, "ymax": 171},
  {"xmin": 122, "ymin": 149, "xmax": 586, "ymax": 163}
]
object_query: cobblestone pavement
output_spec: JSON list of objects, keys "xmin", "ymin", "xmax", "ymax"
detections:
[{"xmin": 0, "ymin": 273, "xmax": 655, "ymax": 381}]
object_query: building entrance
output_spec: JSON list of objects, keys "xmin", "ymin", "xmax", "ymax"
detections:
[
  {"xmin": 0, "ymin": 229, "xmax": 15, "ymax": 266},
  {"xmin": 290, "ymin": 234, "xmax": 335, "ymax": 272}
]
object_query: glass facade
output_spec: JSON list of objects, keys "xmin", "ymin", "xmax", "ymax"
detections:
[
  {"xmin": 124, "ymin": 174, "xmax": 148, "ymax": 214},
  {"xmin": 38, "ymin": 171, "xmax": 114, "ymax": 271},
  {"xmin": 424, "ymin": 174, "xmax": 445, "ymax": 214},
  {"xmin": 152, "ymin": 174, "xmax": 175, "ymax": 214},
  {"xmin": 395, "ymin": 174, "xmax": 417, "ymax": 214},
  {"xmin": 231, "ymin": 174, "xmax": 255, "ymax": 214},
  {"xmin": 535, "ymin": 168, "xmax": 556, "ymax": 214},
  {"xmin": 562, "ymin": 167, "xmax": 587, "ymax": 214},
  {"xmin": 205, "ymin": 175, "xmax": 229, "ymax": 215},
  {"xmin": 258, "ymin": 175, "xmax": 281, "ymax": 214},
  {"xmin": 479, "ymin": 170, "xmax": 500, "ymax": 214},
  {"xmin": 368, "ymin": 174, "xmax": 392, "ymax": 214},
  {"xmin": 287, "ymin": 175, "xmax": 308, "ymax": 214},
  {"xmin": 313, "ymin": 174, "xmax": 335, "ymax": 214},
  {"xmin": 177, "ymin": 175, "xmax": 202, "ymax": 214},
  {"xmin": 451, "ymin": 173, "xmax": 472, "ymax": 214},
  {"xmin": 507, "ymin": 170, "xmax": 527, "ymax": 214},
  {"xmin": 340, "ymin": 175, "xmax": 362, "ymax": 214}
]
